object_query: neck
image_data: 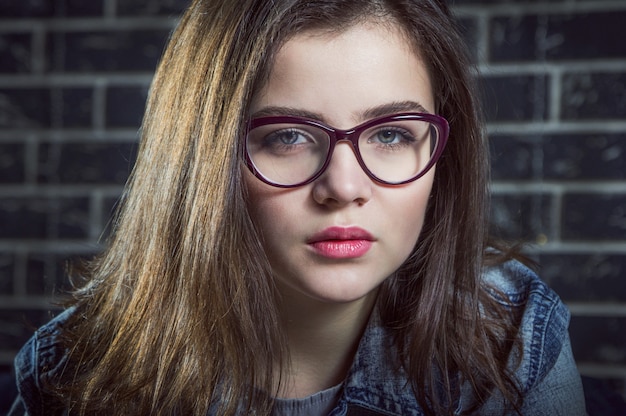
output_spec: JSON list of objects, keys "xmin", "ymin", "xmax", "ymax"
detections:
[{"xmin": 275, "ymin": 286, "xmax": 378, "ymax": 398}]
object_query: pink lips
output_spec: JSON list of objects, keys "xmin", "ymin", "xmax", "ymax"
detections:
[{"xmin": 307, "ymin": 226, "xmax": 374, "ymax": 259}]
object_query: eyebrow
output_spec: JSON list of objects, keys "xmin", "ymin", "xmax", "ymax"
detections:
[
  {"xmin": 360, "ymin": 101, "xmax": 430, "ymax": 119},
  {"xmin": 250, "ymin": 106, "xmax": 323, "ymax": 120},
  {"xmin": 250, "ymin": 100, "xmax": 431, "ymax": 123}
]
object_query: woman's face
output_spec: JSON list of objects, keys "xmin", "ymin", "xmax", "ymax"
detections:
[{"xmin": 245, "ymin": 22, "xmax": 436, "ymax": 306}]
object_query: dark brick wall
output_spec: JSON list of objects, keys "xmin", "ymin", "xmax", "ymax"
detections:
[
  {"xmin": 0, "ymin": 0, "xmax": 185, "ymax": 392},
  {"xmin": 0, "ymin": 0, "xmax": 624, "ymax": 403},
  {"xmin": 460, "ymin": 0, "xmax": 626, "ymax": 398}
]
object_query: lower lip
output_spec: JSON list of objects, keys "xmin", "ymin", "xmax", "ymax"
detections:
[{"xmin": 309, "ymin": 240, "xmax": 373, "ymax": 259}]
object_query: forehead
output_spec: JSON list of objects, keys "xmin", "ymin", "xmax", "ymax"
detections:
[
  {"xmin": 268, "ymin": 20, "xmax": 424, "ymax": 73},
  {"xmin": 251, "ymin": 21, "xmax": 434, "ymax": 125}
]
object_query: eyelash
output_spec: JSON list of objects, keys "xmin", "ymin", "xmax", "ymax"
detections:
[
  {"xmin": 367, "ymin": 127, "xmax": 417, "ymax": 147},
  {"xmin": 262, "ymin": 128, "xmax": 317, "ymax": 150}
]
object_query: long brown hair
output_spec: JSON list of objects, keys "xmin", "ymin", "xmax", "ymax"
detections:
[{"xmin": 54, "ymin": 0, "xmax": 523, "ymax": 414}]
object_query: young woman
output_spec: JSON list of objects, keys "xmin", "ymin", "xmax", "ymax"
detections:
[{"xmin": 10, "ymin": 0, "xmax": 586, "ymax": 415}]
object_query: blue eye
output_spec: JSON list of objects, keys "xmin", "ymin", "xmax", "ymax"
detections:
[
  {"xmin": 375, "ymin": 128, "xmax": 410, "ymax": 144},
  {"xmin": 268, "ymin": 129, "xmax": 309, "ymax": 145},
  {"xmin": 255, "ymin": 127, "xmax": 326, "ymax": 156},
  {"xmin": 367, "ymin": 127, "xmax": 416, "ymax": 148}
]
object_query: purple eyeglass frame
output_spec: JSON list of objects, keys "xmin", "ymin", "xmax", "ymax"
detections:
[{"xmin": 244, "ymin": 112, "xmax": 450, "ymax": 188}]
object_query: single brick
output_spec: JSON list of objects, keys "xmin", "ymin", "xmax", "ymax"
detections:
[
  {"xmin": 48, "ymin": 30, "xmax": 169, "ymax": 72},
  {"xmin": 561, "ymin": 72, "xmax": 626, "ymax": 121},
  {"xmin": 26, "ymin": 253, "xmax": 58, "ymax": 296},
  {"xmin": 0, "ymin": 198, "xmax": 47, "ymax": 239},
  {"xmin": 0, "ymin": 0, "xmax": 54, "ymax": 17},
  {"xmin": 0, "ymin": 88, "xmax": 52, "ymax": 128},
  {"xmin": 0, "ymin": 0, "xmax": 103, "ymax": 17},
  {"xmin": 562, "ymin": 193, "xmax": 626, "ymax": 241},
  {"xmin": 0, "ymin": 33, "xmax": 32, "ymax": 73},
  {"xmin": 105, "ymin": 86, "xmax": 149, "ymax": 127},
  {"xmin": 480, "ymin": 75, "xmax": 548, "ymax": 122},
  {"xmin": 0, "ymin": 253, "xmax": 14, "ymax": 296},
  {"xmin": 56, "ymin": 197, "xmax": 91, "ymax": 239},
  {"xmin": 26, "ymin": 252, "xmax": 89, "ymax": 296},
  {"xmin": 455, "ymin": 16, "xmax": 479, "ymax": 63},
  {"xmin": 0, "ymin": 143, "xmax": 26, "ymax": 183},
  {"xmin": 63, "ymin": 0, "xmax": 104, "ymax": 16},
  {"xmin": 539, "ymin": 254, "xmax": 626, "ymax": 303},
  {"xmin": 490, "ymin": 11, "xmax": 626, "ymax": 62},
  {"xmin": 569, "ymin": 316, "xmax": 626, "ymax": 365},
  {"xmin": 0, "ymin": 197, "xmax": 90, "ymax": 239},
  {"xmin": 489, "ymin": 15, "xmax": 537, "ymax": 62},
  {"xmin": 117, "ymin": 0, "xmax": 190, "ymax": 16},
  {"xmin": 490, "ymin": 193, "xmax": 552, "ymax": 242},
  {"xmin": 61, "ymin": 88, "xmax": 93, "ymax": 127},
  {"xmin": 491, "ymin": 133, "xmax": 626, "ymax": 181},
  {"xmin": 489, "ymin": 134, "xmax": 538, "ymax": 181},
  {"xmin": 38, "ymin": 141, "xmax": 136, "ymax": 184},
  {"xmin": 543, "ymin": 133, "xmax": 626, "ymax": 181}
]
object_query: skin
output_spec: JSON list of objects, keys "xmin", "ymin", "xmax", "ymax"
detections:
[{"xmin": 245, "ymin": 21, "xmax": 436, "ymax": 397}]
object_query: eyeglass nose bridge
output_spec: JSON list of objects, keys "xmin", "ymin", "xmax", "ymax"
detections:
[
  {"xmin": 321, "ymin": 127, "xmax": 372, "ymax": 177},
  {"xmin": 328, "ymin": 127, "xmax": 360, "ymax": 145},
  {"xmin": 326, "ymin": 125, "xmax": 365, "ymax": 154}
]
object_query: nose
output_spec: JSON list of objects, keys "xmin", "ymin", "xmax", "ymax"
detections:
[{"xmin": 312, "ymin": 141, "xmax": 372, "ymax": 207}]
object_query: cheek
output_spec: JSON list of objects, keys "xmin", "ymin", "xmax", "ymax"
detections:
[
  {"xmin": 393, "ymin": 202, "xmax": 426, "ymax": 248},
  {"xmin": 389, "ymin": 179, "xmax": 433, "ymax": 246},
  {"xmin": 244, "ymin": 178, "xmax": 275, "ymax": 235},
  {"xmin": 244, "ymin": 174, "xmax": 302, "ymax": 242}
]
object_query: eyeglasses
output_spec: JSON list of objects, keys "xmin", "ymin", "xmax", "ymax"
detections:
[{"xmin": 244, "ymin": 112, "xmax": 449, "ymax": 188}]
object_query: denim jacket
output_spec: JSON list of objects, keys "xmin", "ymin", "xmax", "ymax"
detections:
[{"xmin": 10, "ymin": 260, "xmax": 586, "ymax": 415}]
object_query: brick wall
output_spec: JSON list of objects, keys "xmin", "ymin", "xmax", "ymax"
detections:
[
  {"xmin": 1, "ymin": 0, "xmax": 625, "ymax": 403},
  {"xmin": 453, "ymin": 0, "xmax": 626, "ymax": 398}
]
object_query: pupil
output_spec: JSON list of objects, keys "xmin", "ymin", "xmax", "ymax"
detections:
[
  {"xmin": 281, "ymin": 131, "xmax": 298, "ymax": 144},
  {"xmin": 380, "ymin": 130, "xmax": 394, "ymax": 142}
]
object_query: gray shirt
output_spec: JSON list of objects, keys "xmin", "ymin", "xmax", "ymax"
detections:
[{"xmin": 272, "ymin": 383, "xmax": 344, "ymax": 416}]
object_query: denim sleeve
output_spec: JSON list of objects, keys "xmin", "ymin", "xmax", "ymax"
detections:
[
  {"xmin": 480, "ymin": 261, "xmax": 587, "ymax": 415},
  {"xmin": 519, "ymin": 335, "xmax": 587, "ymax": 415},
  {"xmin": 516, "ymin": 277, "xmax": 587, "ymax": 415},
  {"xmin": 10, "ymin": 334, "xmax": 40, "ymax": 416},
  {"xmin": 9, "ymin": 311, "xmax": 71, "ymax": 416}
]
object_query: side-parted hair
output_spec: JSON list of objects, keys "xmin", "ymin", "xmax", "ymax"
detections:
[{"xmin": 55, "ymin": 0, "xmax": 523, "ymax": 415}]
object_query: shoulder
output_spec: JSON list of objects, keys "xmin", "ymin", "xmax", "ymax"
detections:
[
  {"xmin": 12, "ymin": 308, "xmax": 75, "ymax": 416},
  {"xmin": 483, "ymin": 259, "xmax": 563, "ymax": 309},
  {"xmin": 482, "ymin": 260, "xmax": 571, "ymax": 389},
  {"xmin": 15, "ymin": 307, "xmax": 74, "ymax": 378}
]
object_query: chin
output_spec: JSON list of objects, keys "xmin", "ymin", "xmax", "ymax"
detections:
[{"xmin": 305, "ymin": 284, "xmax": 381, "ymax": 305}]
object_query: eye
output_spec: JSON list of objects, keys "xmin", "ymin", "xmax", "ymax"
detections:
[
  {"xmin": 265, "ymin": 128, "xmax": 312, "ymax": 146},
  {"xmin": 252, "ymin": 126, "xmax": 327, "ymax": 156},
  {"xmin": 374, "ymin": 128, "xmax": 411, "ymax": 144},
  {"xmin": 367, "ymin": 127, "xmax": 416, "ymax": 147}
]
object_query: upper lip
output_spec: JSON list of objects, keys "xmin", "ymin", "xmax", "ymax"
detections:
[{"xmin": 307, "ymin": 226, "xmax": 374, "ymax": 243}]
